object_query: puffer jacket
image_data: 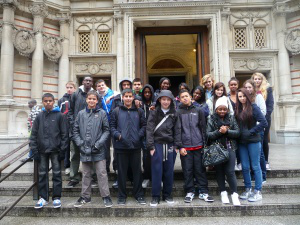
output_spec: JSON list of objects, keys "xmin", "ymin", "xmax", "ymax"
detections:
[
  {"xmin": 146, "ymin": 90, "xmax": 180, "ymax": 151},
  {"xmin": 206, "ymin": 113, "xmax": 240, "ymax": 151},
  {"xmin": 73, "ymin": 106, "xmax": 110, "ymax": 162}
]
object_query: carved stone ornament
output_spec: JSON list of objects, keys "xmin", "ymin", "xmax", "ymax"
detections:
[
  {"xmin": 43, "ymin": 36, "xmax": 62, "ymax": 62},
  {"xmin": 13, "ymin": 29, "xmax": 36, "ymax": 57},
  {"xmin": 0, "ymin": 0, "xmax": 19, "ymax": 8},
  {"xmin": 285, "ymin": 29, "xmax": 300, "ymax": 55},
  {"xmin": 29, "ymin": 3, "xmax": 48, "ymax": 18},
  {"xmin": 233, "ymin": 58, "xmax": 272, "ymax": 71},
  {"xmin": 75, "ymin": 63, "xmax": 113, "ymax": 74}
]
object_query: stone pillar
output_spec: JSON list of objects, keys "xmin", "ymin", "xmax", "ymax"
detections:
[
  {"xmin": 0, "ymin": 1, "xmax": 17, "ymax": 101},
  {"xmin": 29, "ymin": 2, "xmax": 48, "ymax": 102},
  {"xmin": 114, "ymin": 12, "xmax": 124, "ymax": 91},
  {"xmin": 57, "ymin": 13, "xmax": 71, "ymax": 98},
  {"xmin": 274, "ymin": 6, "xmax": 292, "ymax": 98},
  {"xmin": 221, "ymin": 8, "xmax": 231, "ymax": 85}
]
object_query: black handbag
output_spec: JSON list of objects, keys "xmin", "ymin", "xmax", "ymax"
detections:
[{"xmin": 202, "ymin": 141, "xmax": 229, "ymax": 167}]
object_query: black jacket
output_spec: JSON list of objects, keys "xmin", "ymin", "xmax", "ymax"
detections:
[
  {"xmin": 110, "ymin": 104, "xmax": 146, "ymax": 151},
  {"xmin": 266, "ymin": 87, "xmax": 274, "ymax": 121},
  {"xmin": 30, "ymin": 106, "xmax": 68, "ymax": 156},
  {"xmin": 176, "ymin": 103, "xmax": 206, "ymax": 148},
  {"xmin": 141, "ymin": 84, "xmax": 155, "ymax": 120},
  {"xmin": 58, "ymin": 93, "xmax": 71, "ymax": 115},
  {"xmin": 206, "ymin": 113, "xmax": 240, "ymax": 151},
  {"xmin": 146, "ymin": 90, "xmax": 180, "ymax": 151},
  {"xmin": 73, "ymin": 106, "xmax": 110, "ymax": 162}
]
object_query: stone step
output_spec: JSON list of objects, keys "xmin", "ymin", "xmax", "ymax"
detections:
[
  {"xmin": 0, "ymin": 194, "xmax": 300, "ymax": 218},
  {"xmin": 2, "ymin": 169, "xmax": 300, "ymax": 182},
  {"xmin": 1, "ymin": 177, "xmax": 299, "ymax": 197}
]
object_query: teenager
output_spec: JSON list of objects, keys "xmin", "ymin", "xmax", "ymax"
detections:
[
  {"xmin": 235, "ymin": 88, "xmax": 267, "ymax": 202},
  {"xmin": 206, "ymin": 96, "xmax": 241, "ymax": 206},
  {"xmin": 110, "ymin": 89, "xmax": 147, "ymax": 205},
  {"xmin": 201, "ymin": 74, "xmax": 215, "ymax": 100},
  {"xmin": 191, "ymin": 86, "xmax": 209, "ymax": 117},
  {"xmin": 147, "ymin": 90, "xmax": 180, "ymax": 207},
  {"xmin": 133, "ymin": 78, "xmax": 143, "ymax": 96},
  {"xmin": 58, "ymin": 81, "xmax": 76, "ymax": 175},
  {"xmin": 251, "ymin": 72, "xmax": 274, "ymax": 170},
  {"xmin": 141, "ymin": 84, "xmax": 155, "ymax": 188},
  {"xmin": 154, "ymin": 77, "xmax": 171, "ymax": 99},
  {"xmin": 175, "ymin": 82, "xmax": 190, "ymax": 109},
  {"xmin": 206, "ymin": 82, "xmax": 234, "ymax": 115},
  {"xmin": 31, "ymin": 93, "xmax": 68, "ymax": 209},
  {"xmin": 177, "ymin": 89, "xmax": 214, "ymax": 203},
  {"xmin": 73, "ymin": 91, "xmax": 112, "ymax": 208}
]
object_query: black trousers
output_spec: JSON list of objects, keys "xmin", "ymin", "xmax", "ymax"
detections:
[
  {"xmin": 215, "ymin": 148, "xmax": 238, "ymax": 194},
  {"xmin": 104, "ymin": 134, "xmax": 111, "ymax": 173},
  {"xmin": 38, "ymin": 152, "xmax": 62, "ymax": 201},
  {"xmin": 180, "ymin": 150, "xmax": 208, "ymax": 194},
  {"xmin": 142, "ymin": 138, "xmax": 151, "ymax": 180},
  {"xmin": 116, "ymin": 150, "xmax": 144, "ymax": 199},
  {"xmin": 263, "ymin": 118, "xmax": 271, "ymax": 162}
]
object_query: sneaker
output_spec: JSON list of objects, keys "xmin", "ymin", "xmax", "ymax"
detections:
[
  {"xmin": 112, "ymin": 180, "xmax": 118, "ymax": 189},
  {"xmin": 220, "ymin": 191, "xmax": 230, "ymax": 204},
  {"xmin": 266, "ymin": 163, "xmax": 271, "ymax": 170},
  {"xmin": 262, "ymin": 180, "xmax": 267, "ymax": 185},
  {"xmin": 65, "ymin": 181, "xmax": 79, "ymax": 188},
  {"xmin": 237, "ymin": 163, "xmax": 242, "ymax": 171},
  {"xmin": 184, "ymin": 192, "xmax": 194, "ymax": 203},
  {"xmin": 234, "ymin": 164, "xmax": 239, "ymax": 171},
  {"xmin": 150, "ymin": 197, "xmax": 160, "ymax": 207},
  {"xmin": 142, "ymin": 179, "xmax": 150, "ymax": 188},
  {"xmin": 34, "ymin": 198, "xmax": 48, "ymax": 209},
  {"xmin": 117, "ymin": 198, "xmax": 126, "ymax": 205},
  {"xmin": 53, "ymin": 199, "xmax": 61, "ymax": 208},
  {"xmin": 65, "ymin": 168, "xmax": 70, "ymax": 175},
  {"xmin": 103, "ymin": 196, "xmax": 113, "ymax": 208},
  {"xmin": 163, "ymin": 196, "xmax": 174, "ymax": 204},
  {"xmin": 91, "ymin": 180, "xmax": 98, "ymax": 188},
  {"xmin": 136, "ymin": 197, "xmax": 146, "ymax": 205},
  {"xmin": 199, "ymin": 193, "xmax": 214, "ymax": 202},
  {"xmin": 21, "ymin": 157, "xmax": 33, "ymax": 163},
  {"xmin": 248, "ymin": 190, "xmax": 262, "ymax": 202},
  {"xmin": 240, "ymin": 188, "xmax": 252, "ymax": 200},
  {"xmin": 74, "ymin": 196, "xmax": 91, "ymax": 207},
  {"xmin": 231, "ymin": 192, "xmax": 241, "ymax": 206}
]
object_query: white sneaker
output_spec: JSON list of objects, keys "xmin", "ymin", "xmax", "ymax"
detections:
[
  {"xmin": 142, "ymin": 179, "xmax": 150, "ymax": 188},
  {"xmin": 237, "ymin": 163, "xmax": 242, "ymax": 171},
  {"xmin": 184, "ymin": 192, "xmax": 194, "ymax": 203},
  {"xmin": 65, "ymin": 168, "xmax": 70, "ymax": 175},
  {"xmin": 266, "ymin": 163, "xmax": 271, "ymax": 170},
  {"xmin": 231, "ymin": 192, "xmax": 241, "ymax": 206},
  {"xmin": 248, "ymin": 190, "xmax": 262, "ymax": 202},
  {"xmin": 34, "ymin": 198, "xmax": 48, "ymax": 209},
  {"xmin": 221, "ymin": 191, "xmax": 230, "ymax": 204}
]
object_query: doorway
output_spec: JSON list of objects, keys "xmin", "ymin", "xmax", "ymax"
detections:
[{"xmin": 149, "ymin": 75, "xmax": 186, "ymax": 97}]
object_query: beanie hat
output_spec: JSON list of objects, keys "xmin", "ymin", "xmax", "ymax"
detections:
[{"xmin": 215, "ymin": 96, "xmax": 228, "ymax": 110}]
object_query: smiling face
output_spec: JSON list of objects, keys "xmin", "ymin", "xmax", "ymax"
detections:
[
  {"xmin": 123, "ymin": 92, "xmax": 134, "ymax": 108},
  {"xmin": 253, "ymin": 75, "xmax": 262, "ymax": 88},
  {"xmin": 159, "ymin": 96, "xmax": 171, "ymax": 110},
  {"xmin": 193, "ymin": 89, "xmax": 201, "ymax": 101},
  {"xmin": 97, "ymin": 82, "xmax": 106, "ymax": 93},
  {"xmin": 161, "ymin": 80, "xmax": 170, "ymax": 90},
  {"xmin": 86, "ymin": 94, "xmax": 98, "ymax": 109},
  {"xmin": 180, "ymin": 91, "xmax": 192, "ymax": 106},
  {"xmin": 42, "ymin": 97, "xmax": 54, "ymax": 111},
  {"xmin": 229, "ymin": 81, "xmax": 238, "ymax": 93},
  {"xmin": 216, "ymin": 105, "xmax": 228, "ymax": 118},
  {"xmin": 204, "ymin": 78, "xmax": 213, "ymax": 90},
  {"xmin": 215, "ymin": 86, "xmax": 224, "ymax": 98},
  {"xmin": 244, "ymin": 82, "xmax": 254, "ymax": 95}
]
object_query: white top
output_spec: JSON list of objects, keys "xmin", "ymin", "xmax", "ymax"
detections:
[{"xmin": 255, "ymin": 93, "xmax": 266, "ymax": 116}]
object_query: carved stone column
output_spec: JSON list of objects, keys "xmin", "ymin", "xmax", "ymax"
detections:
[
  {"xmin": 221, "ymin": 8, "xmax": 231, "ymax": 85},
  {"xmin": 57, "ymin": 13, "xmax": 71, "ymax": 98},
  {"xmin": 29, "ymin": 2, "xmax": 48, "ymax": 102},
  {"xmin": 114, "ymin": 12, "xmax": 124, "ymax": 91},
  {"xmin": 0, "ymin": 0, "xmax": 17, "ymax": 101}
]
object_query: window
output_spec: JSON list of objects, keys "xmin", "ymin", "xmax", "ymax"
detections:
[
  {"xmin": 79, "ymin": 33, "xmax": 90, "ymax": 53},
  {"xmin": 234, "ymin": 27, "xmax": 247, "ymax": 49},
  {"xmin": 254, "ymin": 27, "xmax": 267, "ymax": 48},
  {"xmin": 98, "ymin": 32, "xmax": 110, "ymax": 53}
]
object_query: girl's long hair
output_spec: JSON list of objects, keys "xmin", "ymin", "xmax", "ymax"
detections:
[
  {"xmin": 212, "ymin": 82, "xmax": 227, "ymax": 110},
  {"xmin": 243, "ymin": 79, "xmax": 257, "ymax": 103},
  {"xmin": 201, "ymin": 74, "xmax": 215, "ymax": 90},
  {"xmin": 251, "ymin": 72, "xmax": 270, "ymax": 101},
  {"xmin": 235, "ymin": 88, "xmax": 253, "ymax": 128},
  {"xmin": 192, "ymin": 85, "xmax": 206, "ymax": 104}
]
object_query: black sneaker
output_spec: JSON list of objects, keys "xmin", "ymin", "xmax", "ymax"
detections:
[
  {"xmin": 20, "ymin": 158, "xmax": 33, "ymax": 163},
  {"xmin": 103, "ymin": 196, "xmax": 113, "ymax": 208},
  {"xmin": 163, "ymin": 196, "xmax": 174, "ymax": 204},
  {"xmin": 74, "ymin": 196, "xmax": 91, "ymax": 207},
  {"xmin": 66, "ymin": 181, "xmax": 79, "ymax": 188},
  {"xmin": 91, "ymin": 180, "xmax": 98, "ymax": 188},
  {"xmin": 136, "ymin": 197, "xmax": 146, "ymax": 205},
  {"xmin": 117, "ymin": 198, "xmax": 126, "ymax": 205},
  {"xmin": 112, "ymin": 180, "xmax": 118, "ymax": 189},
  {"xmin": 150, "ymin": 197, "xmax": 159, "ymax": 207}
]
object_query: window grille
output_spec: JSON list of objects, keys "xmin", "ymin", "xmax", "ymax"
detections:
[
  {"xmin": 79, "ymin": 33, "xmax": 90, "ymax": 53},
  {"xmin": 254, "ymin": 28, "xmax": 267, "ymax": 48},
  {"xmin": 98, "ymin": 32, "xmax": 110, "ymax": 53},
  {"xmin": 234, "ymin": 28, "xmax": 247, "ymax": 49}
]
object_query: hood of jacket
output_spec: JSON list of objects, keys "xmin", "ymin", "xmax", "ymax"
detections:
[
  {"xmin": 155, "ymin": 90, "xmax": 175, "ymax": 112},
  {"xmin": 42, "ymin": 105, "xmax": 60, "ymax": 112},
  {"xmin": 118, "ymin": 78, "xmax": 132, "ymax": 92},
  {"xmin": 79, "ymin": 85, "xmax": 94, "ymax": 93},
  {"xmin": 141, "ymin": 84, "xmax": 155, "ymax": 103}
]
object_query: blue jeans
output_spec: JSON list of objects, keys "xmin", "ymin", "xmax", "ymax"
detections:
[{"xmin": 239, "ymin": 142, "xmax": 262, "ymax": 191}]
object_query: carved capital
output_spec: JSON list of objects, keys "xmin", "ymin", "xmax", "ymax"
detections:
[
  {"xmin": 57, "ymin": 12, "xmax": 71, "ymax": 25},
  {"xmin": 285, "ymin": 28, "xmax": 300, "ymax": 55},
  {"xmin": 43, "ymin": 36, "xmax": 63, "ymax": 62},
  {"xmin": 114, "ymin": 11, "xmax": 123, "ymax": 23},
  {"xmin": 0, "ymin": 0, "xmax": 19, "ymax": 10},
  {"xmin": 273, "ymin": 2, "xmax": 288, "ymax": 17},
  {"xmin": 29, "ymin": 2, "xmax": 48, "ymax": 18},
  {"xmin": 221, "ymin": 7, "xmax": 231, "ymax": 18}
]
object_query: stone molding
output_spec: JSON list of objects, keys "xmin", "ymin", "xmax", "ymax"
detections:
[
  {"xmin": 232, "ymin": 58, "xmax": 272, "ymax": 71},
  {"xmin": 12, "ymin": 29, "xmax": 36, "ymax": 57},
  {"xmin": 75, "ymin": 63, "xmax": 113, "ymax": 75},
  {"xmin": 56, "ymin": 12, "xmax": 71, "ymax": 25},
  {"xmin": 285, "ymin": 28, "xmax": 300, "ymax": 55},
  {"xmin": 0, "ymin": 0, "xmax": 19, "ymax": 9},
  {"xmin": 43, "ymin": 36, "xmax": 63, "ymax": 62},
  {"xmin": 29, "ymin": 2, "xmax": 48, "ymax": 18}
]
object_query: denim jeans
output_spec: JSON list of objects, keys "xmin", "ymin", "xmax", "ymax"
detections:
[
  {"xmin": 38, "ymin": 152, "xmax": 62, "ymax": 201},
  {"xmin": 239, "ymin": 142, "xmax": 262, "ymax": 191}
]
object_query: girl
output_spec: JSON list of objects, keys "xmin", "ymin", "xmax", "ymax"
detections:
[
  {"xmin": 235, "ymin": 88, "xmax": 267, "ymax": 202},
  {"xmin": 207, "ymin": 82, "xmax": 234, "ymax": 115},
  {"xmin": 201, "ymin": 74, "xmax": 215, "ymax": 100},
  {"xmin": 251, "ymin": 72, "xmax": 274, "ymax": 170},
  {"xmin": 206, "ymin": 96, "xmax": 241, "ymax": 206},
  {"xmin": 191, "ymin": 85, "xmax": 209, "ymax": 117},
  {"xmin": 228, "ymin": 77, "xmax": 239, "ymax": 110},
  {"xmin": 154, "ymin": 77, "xmax": 171, "ymax": 99}
]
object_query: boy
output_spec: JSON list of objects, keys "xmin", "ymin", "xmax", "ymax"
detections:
[
  {"xmin": 110, "ymin": 89, "xmax": 147, "ymax": 205},
  {"xmin": 58, "ymin": 81, "xmax": 76, "ymax": 175},
  {"xmin": 146, "ymin": 90, "xmax": 180, "ymax": 207},
  {"xmin": 133, "ymin": 78, "xmax": 143, "ymax": 96},
  {"xmin": 73, "ymin": 90, "xmax": 112, "ymax": 208},
  {"xmin": 177, "ymin": 89, "xmax": 214, "ymax": 203},
  {"xmin": 30, "ymin": 93, "xmax": 68, "ymax": 209}
]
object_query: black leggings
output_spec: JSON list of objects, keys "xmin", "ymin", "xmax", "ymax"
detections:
[{"xmin": 263, "ymin": 119, "xmax": 271, "ymax": 162}]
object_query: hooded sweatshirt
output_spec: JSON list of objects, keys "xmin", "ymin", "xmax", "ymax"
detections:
[
  {"xmin": 110, "ymin": 78, "xmax": 133, "ymax": 113},
  {"xmin": 141, "ymin": 84, "xmax": 155, "ymax": 120}
]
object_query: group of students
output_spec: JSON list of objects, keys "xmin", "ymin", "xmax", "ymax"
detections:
[{"xmin": 29, "ymin": 72, "xmax": 273, "ymax": 209}]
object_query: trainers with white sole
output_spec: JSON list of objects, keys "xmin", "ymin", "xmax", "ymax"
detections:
[
  {"xmin": 248, "ymin": 190, "xmax": 262, "ymax": 202},
  {"xmin": 34, "ymin": 198, "xmax": 48, "ymax": 209},
  {"xmin": 53, "ymin": 199, "xmax": 61, "ymax": 208},
  {"xmin": 240, "ymin": 188, "xmax": 252, "ymax": 200},
  {"xmin": 220, "ymin": 191, "xmax": 230, "ymax": 204},
  {"xmin": 199, "ymin": 193, "xmax": 214, "ymax": 202},
  {"xmin": 142, "ymin": 179, "xmax": 150, "ymax": 188},
  {"xmin": 184, "ymin": 192, "xmax": 194, "ymax": 203},
  {"xmin": 231, "ymin": 192, "xmax": 241, "ymax": 206}
]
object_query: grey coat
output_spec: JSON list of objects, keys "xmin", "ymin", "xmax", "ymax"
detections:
[{"xmin": 73, "ymin": 107, "xmax": 110, "ymax": 162}]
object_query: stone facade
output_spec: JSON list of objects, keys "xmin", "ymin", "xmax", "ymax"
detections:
[{"xmin": 0, "ymin": 0, "xmax": 300, "ymax": 148}]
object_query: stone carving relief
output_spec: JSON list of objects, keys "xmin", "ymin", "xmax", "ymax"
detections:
[
  {"xmin": 13, "ymin": 29, "xmax": 36, "ymax": 57},
  {"xmin": 233, "ymin": 58, "xmax": 272, "ymax": 71},
  {"xmin": 285, "ymin": 29, "xmax": 300, "ymax": 55},
  {"xmin": 43, "ymin": 36, "xmax": 62, "ymax": 62},
  {"xmin": 74, "ymin": 16, "xmax": 113, "ymax": 34},
  {"xmin": 29, "ymin": 3, "xmax": 48, "ymax": 17},
  {"xmin": 75, "ymin": 63, "xmax": 113, "ymax": 75}
]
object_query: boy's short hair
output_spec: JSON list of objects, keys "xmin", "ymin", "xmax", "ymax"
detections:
[
  {"xmin": 122, "ymin": 88, "xmax": 133, "ymax": 96},
  {"xmin": 179, "ymin": 89, "xmax": 191, "ymax": 97},
  {"xmin": 87, "ymin": 90, "xmax": 99, "ymax": 100},
  {"xmin": 66, "ymin": 81, "xmax": 76, "ymax": 88},
  {"xmin": 133, "ymin": 78, "xmax": 142, "ymax": 84},
  {"xmin": 42, "ymin": 93, "xmax": 54, "ymax": 100},
  {"xmin": 28, "ymin": 99, "xmax": 37, "ymax": 104},
  {"xmin": 96, "ymin": 79, "xmax": 106, "ymax": 86}
]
